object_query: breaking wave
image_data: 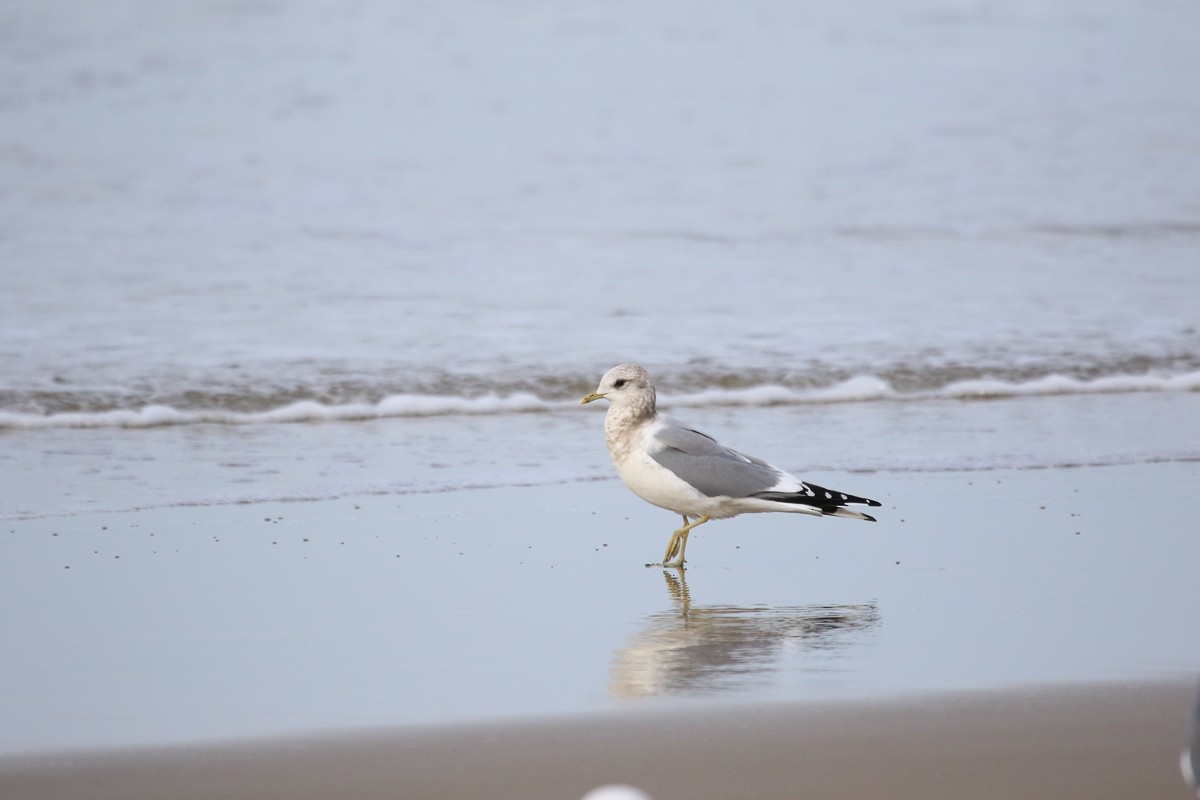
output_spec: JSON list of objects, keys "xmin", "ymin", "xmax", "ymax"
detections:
[
  {"xmin": 669, "ymin": 370, "xmax": 1200, "ymax": 407},
  {"xmin": 1, "ymin": 370, "xmax": 1197, "ymax": 430}
]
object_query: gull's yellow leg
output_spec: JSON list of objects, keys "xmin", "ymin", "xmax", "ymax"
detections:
[
  {"xmin": 664, "ymin": 516, "xmax": 688, "ymax": 561},
  {"xmin": 662, "ymin": 535, "xmax": 676, "ymax": 565},
  {"xmin": 661, "ymin": 530, "xmax": 682, "ymax": 565},
  {"xmin": 660, "ymin": 515, "xmax": 711, "ymax": 568},
  {"xmin": 663, "ymin": 529, "xmax": 688, "ymax": 568},
  {"xmin": 654, "ymin": 516, "xmax": 687, "ymax": 566}
]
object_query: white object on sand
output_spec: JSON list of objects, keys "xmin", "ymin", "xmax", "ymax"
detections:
[
  {"xmin": 580, "ymin": 785, "xmax": 654, "ymax": 800},
  {"xmin": 581, "ymin": 364, "xmax": 881, "ymax": 567},
  {"xmin": 1185, "ymin": 681, "xmax": 1200, "ymax": 793}
]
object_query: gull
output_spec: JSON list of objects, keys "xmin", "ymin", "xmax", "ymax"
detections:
[{"xmin": 581, "ymin": 364, "xmax": 880, "ymax": 567}]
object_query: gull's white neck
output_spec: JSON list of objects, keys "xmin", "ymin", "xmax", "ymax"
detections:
[{"xmin": 603, "ymin": 396, "xmax": 656, "ymax": 463}]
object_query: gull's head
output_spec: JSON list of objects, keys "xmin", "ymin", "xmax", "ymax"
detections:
[{"xmin": 580, "ymin": 363, "xmax": 655, "ymax": 410}]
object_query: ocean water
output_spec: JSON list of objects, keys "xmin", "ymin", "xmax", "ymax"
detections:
[{"xmin": 3, "ymin": 0, "xmax": 1199, "ymax": 515}]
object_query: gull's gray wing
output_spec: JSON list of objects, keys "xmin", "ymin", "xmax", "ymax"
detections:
[{"xmin": 649, "ymin": 418, "xmax": 784, "ymax": 498}]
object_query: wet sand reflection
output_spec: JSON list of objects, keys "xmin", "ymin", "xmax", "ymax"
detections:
[{"xmin": 611, "ymin": 571, "xmax": 881, "ymax": 698}]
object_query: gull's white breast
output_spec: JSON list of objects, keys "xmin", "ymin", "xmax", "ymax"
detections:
[{"xmin": 610, "ymin": 419, "xmax": 724, "ymax": 518}]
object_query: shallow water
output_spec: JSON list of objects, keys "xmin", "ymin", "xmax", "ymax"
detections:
[
  {"xmin": 2, "ymin": 453, "xmax": 1198, "ymax": 754},
  {"xmin": 2, "ymin": 390, "xmax": 1196, "ymax": 520}
]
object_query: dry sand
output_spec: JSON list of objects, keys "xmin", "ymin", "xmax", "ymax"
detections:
[{"xmin": 4, "ymin": 678, "xmax": 1196, "ymax": 800}]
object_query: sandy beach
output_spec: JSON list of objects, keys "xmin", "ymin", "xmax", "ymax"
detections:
[{"xmin": 4, "ymin": 679, "xmax": 1196, "ymax": 800}]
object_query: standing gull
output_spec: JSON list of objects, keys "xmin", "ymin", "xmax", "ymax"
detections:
[{"xmin": 581, "ymin": 364, "xmax": 881, "ymax": 567}]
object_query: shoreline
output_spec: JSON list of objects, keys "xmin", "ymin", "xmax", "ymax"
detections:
[{"xmin": 4, "ymin": 677, "xmax": 1196, "ymax": 800}]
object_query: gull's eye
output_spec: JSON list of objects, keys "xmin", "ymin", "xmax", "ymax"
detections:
[{"xmin": 613, "ymin": 379, "xmax": 628, "ymax": 389}]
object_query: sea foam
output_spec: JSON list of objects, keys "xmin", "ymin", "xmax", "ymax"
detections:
[{"xmin": 0, "ymin": 371, "xmax": 1196, "ymax": 430}]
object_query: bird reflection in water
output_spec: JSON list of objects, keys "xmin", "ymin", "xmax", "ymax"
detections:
[{"xmin": 610, "ymin": 570, "xmax": 880, "ymax": 698}]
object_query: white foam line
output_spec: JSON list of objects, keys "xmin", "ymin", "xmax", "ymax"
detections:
[
  {"xmin": 668, "ymin": 375, "xmax": 897, "ymax": 407},
  {"xmin": 1, "ymin": 371, "xmax": 1196, "ymax": 429},
  {"xmin": 669, "ymin": 370, "xmax": 1200, "ymax": 408},
  {"xmin": 0, "ymin": 392, "xmax": 558, "ymax": 430},
  {"xmin": 934, "ymin": 370, "xmax": 1200, "ymax": 399}
]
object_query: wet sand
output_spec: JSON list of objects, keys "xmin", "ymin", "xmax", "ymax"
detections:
[
  {"xmin": 3, "ymin": 679, "xmax": 1196, "ymax": 800},
  {"xmin": 2, "ymin": 449, "xmax": 1199, "ymax": 798}
]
